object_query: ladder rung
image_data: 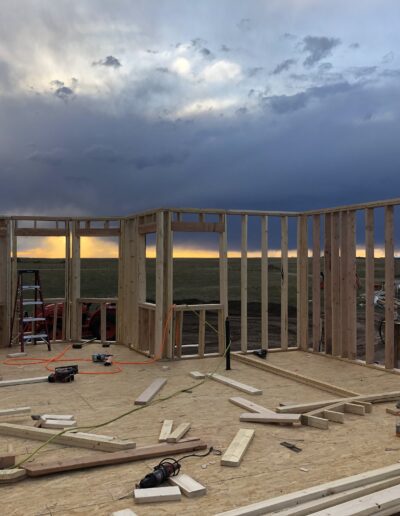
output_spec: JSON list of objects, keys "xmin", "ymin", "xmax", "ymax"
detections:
[
  {"xmin": 22, "ymin": 301, "xmax": 43, "ymax": 305},
  {"xmin": 22, "ymin": 286, "xmax": 40, "ymax": 290},
  {"xmin": 23, "ymin": 317, "xmax": 46, "ymax": 322},
  {"xmin": 23, "ymin": 334, "xmax": 48, "ymax": 340}
]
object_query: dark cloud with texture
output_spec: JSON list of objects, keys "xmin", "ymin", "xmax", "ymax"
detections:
[
  {"xmin": 302, "ymin": 36, "xmax": 341, "ymax": 67},
  {"xmin": 272, "ymin": 59, "xmax": 296, "ymax": 75},
  {"xmin": 92, "ymin": 55, "xmax": 122, "ymax": 68}
]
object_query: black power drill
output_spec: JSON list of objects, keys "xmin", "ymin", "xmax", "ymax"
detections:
[
  {"xmin": 48, "ymin": 365, "xmax": 78, "ymax": 383},
  {"xmin": 137, "ymin": 459, "xmax": 181, "ymax": 489}
]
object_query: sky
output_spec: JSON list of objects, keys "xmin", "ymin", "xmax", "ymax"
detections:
[{"xmin": 1, "ymin": 0, "xmax": 400, "ymax": 256}]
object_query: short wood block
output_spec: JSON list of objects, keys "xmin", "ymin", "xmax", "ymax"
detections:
[
  {"xmin": 190, "ymin": 371, "xmax": 206, "ymax": 379},
  {"xmin": 168, "ymin": 473, "xmax": 206, "ymax": 497},
  {"xmin": 239, "ymin": 413, "xmax": 300, "ymax": 424},
  {"xmin": 134, "ymin": 486, "xmax": 181, "ymax": 503},
  {"xmin": 111, "ymin": 510, "xmax": 138, "ymax": 516},
  {"xmin": 40, "ymin": 414, "xmax": 74, "ymax": 421},
  {"xmin": 323, "ymin": 410, "xmax": 345, "ymax": 424},
  {"xmin": 221, "ymin": 428, "xmax": 255, "ymax": 467},
  {"xmin": 0, "ymin": 453, "xmax": 16, "ymax": 468},
  {"xmin": 0, "ymin": 468, "xmax": 26, "ymax": 483},
  {"xmin": 159, "ymin": 420, "xmax": 173, "ymax": 442},
  {"xmin": 301, "ymin": 415, "xmax": 329, "ymax": 430},
  {"xmin": 6, "ymin": 352, "xmax": 27, "ymax": 358},
  {"xmin": 344, "ymin": 403, "xmax": 365, "ymax": 415},
  {"xmin": 166, "ymin": 423, "xmax": 191, "ymax": 443},
  {"xmin": 41, "ymin": 419, "xmax": 77, "ymax": 429}
]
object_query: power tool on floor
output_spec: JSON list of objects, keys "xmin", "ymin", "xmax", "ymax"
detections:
[
  {"xmin": 92, "ymin": 353, "xmax": 113, "ymax": 366},
  {"xmin": 48, "ymin": 365, "xmax": 78, "ymax": 383},
  {"xmin": 136, "ymin": 447, "xmax": 218, "ymax": 490}
]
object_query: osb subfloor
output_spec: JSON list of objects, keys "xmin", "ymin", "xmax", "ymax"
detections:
[{"xmin": 1, "ymin": 345, "xmax": 400, "ymax": 516}]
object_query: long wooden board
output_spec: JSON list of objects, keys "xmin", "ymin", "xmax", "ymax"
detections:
[
  {"xmin": 23, "ymin": 439, "xmax": 207, "ymax": 477},
  {"xmin": 208, "ymin": 373, "xmax": 262, "ymax": 395},
  {"xmin": 232, "ymin": 354, "xmax": 358, "ymax": 398},
  {"xmin": 276, "ymin": 391, "xmax": 400, "ymax": 414},
  {"xmin": 239, "ymin": 413, "xmax": 300, "ymax": 424},
  {"xmin": 229, "ymin": 396, "xmax": 273, "ymax": 414},
  {"xmin": 0, "ymin": 377, "xmax": 48, "ymax": 388},
  {"xmin": 0, "ymin": 423, "xmax": 136, "ymax": 452},
  {"xmin": 134, "ymin": 378, "xmax": 167, "ymax": 405},
  {"xmin": 0, "ymin": 407, "xmax": 31, "ymax": 417},
  {"xmin": 215, "ymin": 463, "xmax": 400, "ymax": 515},
  {"xmin": 221, "ymin": 429, "xmax": 255, "ymax": 467}
]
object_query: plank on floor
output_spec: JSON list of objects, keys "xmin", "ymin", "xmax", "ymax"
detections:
[
  {"xmin": 0, "ymin": 407, "xmax": 31, "ymax": 417},
  {"xmin": 166, "ymin": 423, "xmax": 191, "ymax": 443},
  {"xmin": 111, "ymin": 510, "xmax": 138, "ymax": 516},
  {"xmin": 159, "ymin": 419, "xmax": 173, "ymax": 442},
  {"xmin": 190, "ymin": 371, "xmax": 206, "ymax": 379},
  {"xmin": 208, "ymin": 373, "xmax": 262, "ymax": 395},
  {"xmin": 239, "ymin": 413, "xmax": 300, "ymax": 424},
  {"xmin": 0, "ymin": 423, "xmax": 136, "ymax": 452},
  {"xmin": 221, "ymin": 428, "xmax": 255, "ymax": 467},
  {"xmin": 134, "ymin": 378, "xmax": 167, "ymax": 405},
  {"xmin": 229, "ymin": 396, "xmax": 274, "ymax": 414},
  {"xmin": 40, "ymin": 419, "xmax": 77, "ymax": 429},
  {"xmin": 0, "ymin": 468, "xmax": 26, "ymax": 483},
  {"xmin": 6, "ymin": 352, "xmax": 27, "ymax": 358},
  {"xmin": 300, "ymin": 415, "xmax": 329, "ymax": 430},
  {"xmin": 133, "ymin": 486, "xmax": 181, "ymax": 503},
  {"xmin": 40, "ymin": 414, "xmax": 74, "ymax": 420},
  {"xmin": 168, "ymin": 473, "xmax": 206, "ymax": 498},
  {"xmin": 0, "ymin": 377, "xmax": 48, "ymax": 388}
]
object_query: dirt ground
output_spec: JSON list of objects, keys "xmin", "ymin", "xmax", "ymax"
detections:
[{"xmin": 1, "ymin": 345, "xmax": 400, "ymax": 516}]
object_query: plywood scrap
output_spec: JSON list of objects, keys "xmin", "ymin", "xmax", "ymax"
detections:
[
  {"xmin": 159, "ymin": 419, "xmax": 173, "ymax": 442},
  {"xmin": 0, "ymin": 468, "xmax": 26, "ymax": 483},
  {"xmin": 190, "ymin": 371, "xmax": 206, "ymax": 379},
  {"xmin": 229, "ymin": 396, "xmax": 273, "ymax": 414},
  {"xmin": 134, "ymin": 378, "xmax": 167, "ymax": 405},
  {"xmin": 40, "ymin": 419, "xmax": 77, "ymax": 429},
  {"xmin": 0, "ymin": 423, "xmax": 136, "ymax": 452},
  {"xmin": 0, "ymin": 407, "xmax": 31, "ymax": 417},
  {"xmin": 239, "ymin": 413, "xmax": 300, "ymax": 425},
  {"xmin": 215, "ymin": 462, "xmax": 400, "ymax": 515},
  {"xmin": 221, "ymin": 428, "xmax": 254, "ymax": 467},
  {"xmin": 0, "ymin": 377, "xmax": 48, "ymax": 388},
  {"xmin": 111, "ymin": 510, "xmax": 138, "ymax": 516},
  {"xmin": 208, "ymin": 373, "xmax": 262, "ymax": 395},
  {"xmin": 168, "ymin": 473, "xmax": 206, "ymax": 497},
  {"xmin": 23, "ymin": 439, "xmax": 207, "ymax": 477},
  {"xmin": 166, "ymin": 423, "xmax": 191, "ymax": 443},
  {"xmin": 134, "ymin": 486, "xmax": 181, "ymax": 503}
]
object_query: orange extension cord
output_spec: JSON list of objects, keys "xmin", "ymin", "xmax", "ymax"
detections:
[{"xmin": 1, "ymin": 304, "xmax": 176, "ymax": 375}]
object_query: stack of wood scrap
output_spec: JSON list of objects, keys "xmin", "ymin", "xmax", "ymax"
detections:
[
  {"xmin": 215, "ymin": 462, "xmax": 400, "ymax": 515},
  {"xmin": 230, "ymin": 397, "xmax": 301, "ymax": 426}
]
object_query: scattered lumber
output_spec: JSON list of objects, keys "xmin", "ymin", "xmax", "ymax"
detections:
[
  {"xmin": 23, "ymin": 439, "xmax": 207, "ymax": 477},
  {"xmin": 111, "ymin": 510, "xmax": 138, "ymax": 516},
  {"xmin": 229, "ymin": 396, "xmax": 273, "ymax": 414},
  {"xmin": 166, "ymin": 423, "xmax": 191, "ymax": 443},
  {"xmin": 168, "ymin": 473, "xmax": 206, "ymax": 498},
  {"xmin": 309, "ymin": 484, "xmax": 400, "ymax": 515},
  {"xmin": 0, "ymin": 423, "xmax": 136, "ymax": 452},
  {"xmin": 6, "ymin": 352, "xmax": 27, "ymax": 358},
  {"xmin": 190, "ymin": 371, "xmax": 206, "ymax": 379},
  {"xmin": 215, "ymin": 462, "xmax": 400, "ymax": 515},
  {"xmin": 40, "ymin": 419, "xmax": 77, "ymax": 429},
  {"xmin": 0, "ymin": 468, "xmax": 26, "ymax": 483},
  {"xmin": 208, "ymin": 373, "xmax": 262, "ymax": 395},
  {"xmin": 0, "ymin": 377, "xmax": 48, "ymax": 388},
  {"xmin": 0, "ymin": 407, "xmax": 31, "ymax": 417},
  {"xmin": 159, "ymin": 419, "xmax": 173, "ymax": 442},
  {"xmin": 221, "ymin": 428, "xmax": 255, "ymax": 467},
  {"xmin": 239, "ymin": 413, "xmax": 300, "ymax": 425},
  {"xmin": 270, "ymin": 477, "xmax": 400, "ymax": 515},
  {"xmin": 232, "ymin": 353, "xmax": 359, "ymax": 397},
  {"xmin": 134, "ymin": 378, "xmax": 167, "ymax": 405},
  {"xmin": 134, "ymin": 486, "xmax": 181, "ymax": 503},
  {"xmin": 0, "ymin": 453, "xmax": 15, "ymax": 468},
  {"xmin": 276, "ymin": 391, "xmax": 400, "ymax": 414}
]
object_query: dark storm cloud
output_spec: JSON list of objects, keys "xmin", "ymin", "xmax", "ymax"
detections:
[
  {"xmin": 318, "ymin": 63, "xmax": 333, "ymax": 72},
  {"xmin": 302, "ymin": 36, "xmax": 341, "ymax": 67},
  {"xmin": 92, "ymin": 55, "xmax": 122, "ymax": 68},
  {"xmin": 272, "ymin": 59, "xmax": 296, "ymax": 75},
  {"xmin": 28, "ymin": 147, "xmax": 69, "ymax": 164},
  {"xmin": 348, "ymin": 66, "xmax": 377, "ymax": 78},
  {"xmin": 132, "ymin": 151, "xmax": 189, "ymax": 170},
  {"xmin": 267, "ymin": 81, "xmax": 355, "ymax": 114},
  {"xmin": 54, "ymin": 86, "xmax": 74, "ymax": 101},
  {"xmin": 50, "ymin": 79, "xmax": 64, "ymax": 87},
  {"xmin": 83, "ymin": 144, "xmax": 122, "ymax": 163}
]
